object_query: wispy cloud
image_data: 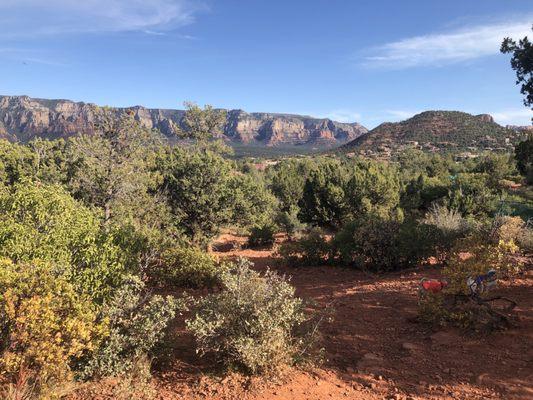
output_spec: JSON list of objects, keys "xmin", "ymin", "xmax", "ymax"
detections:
[
  {"xmin": 0, "ymin": 0, "xmax": 204, "ymax": 38},
  {"xmin": 490, "ymin": 108, "xmax": 533, "ymax": 126},
  {"xmin": 319, "ymin": 109, "xmax": 362, "ymax": 123},
  {"xmin": 0, "ymin": 47, "xmax": 68, "ymax": 66},
  {"xmin": 143, "ymin": 30, "xmax": 167, "ymax": 36},
  {"xmin": 362, "ymin": 18, "xmax": 532, "ymax": 69},
  {"xmin": 385, "ymin": 109, "xmax": 422, "ymax": 121}
]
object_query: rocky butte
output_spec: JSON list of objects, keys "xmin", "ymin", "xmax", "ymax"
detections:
[{"xmin": 0, "ymin": 95, "xmax": 368, "ymax": 147}]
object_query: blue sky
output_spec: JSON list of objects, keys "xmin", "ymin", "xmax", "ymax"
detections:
[{"xmin": 0, "ymin": 0, "xmax": 532, "ymax": 128}]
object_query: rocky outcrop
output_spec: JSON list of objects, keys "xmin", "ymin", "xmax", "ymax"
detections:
[
  {"xmin": 475, "ymin": 114, "xmax": 494, "ymax": 123},
  {"xmin": 0, "ymin": 95, "xmax": 367, "ymax": 146}
]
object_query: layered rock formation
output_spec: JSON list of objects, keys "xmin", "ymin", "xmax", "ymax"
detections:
[{"xmin": 0, "ymin": 95, "xmax": 367, "ymax": 146}]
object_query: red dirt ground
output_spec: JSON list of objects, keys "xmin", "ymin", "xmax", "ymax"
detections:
[
  {"xmin": 149, "ymin": 234, "xmax": 533, "ymax": 400},
  {"xmin": 72, "ymin": 234, "xmax": 533, "ymax": 400}
]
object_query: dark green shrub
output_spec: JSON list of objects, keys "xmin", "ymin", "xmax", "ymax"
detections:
[
  {"xmin": 299, "ymin": 159, "xmax": 348, "ymax": 227},
  {"xmin": 275, "ymin": 206, "xmax": 306, "ymax": 240},
  {"xmin": 228, "ymin": 173, "xmax": 278, "ymax": 229},
  {"xmin": 331, "ymin": 216, "xmax": 436, "ymax": 272},
  {"xmin": 277, "ymin": 228, "xmax": 330, "ymax": 266},
  {"xmin": 331, "ymin": 217, "xmax": 400, "ymax": 271},
  {"xmin": 186, "ymin": 258, "xmax": 320, "ymax": 374},
  {"xmin": 514, "ymin": 134, "xmax": 533, "ymax": 177},
  {"xmin": 158, "ymin": 148, "xmax": 233, "ymax": 246},
  {"xmin": 248, "ymin": 223, "xmax": 277, "ymax": 248},
  {"xmin": 448, "ymin": 173, "xmax": 500, "ymax": 218}
]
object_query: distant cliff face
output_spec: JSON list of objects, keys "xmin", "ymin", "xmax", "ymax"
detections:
[{"xmin": 0, "ymin": 95, "xmax": 367, "ymax": 146}]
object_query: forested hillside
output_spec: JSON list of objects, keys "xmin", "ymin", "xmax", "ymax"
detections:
[{"xmin": 343, "ymin": 111, "xmax": 524, "ymax": 158}]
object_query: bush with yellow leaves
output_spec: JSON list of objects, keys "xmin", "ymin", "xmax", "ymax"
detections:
[
  {"xmin": 418, "ymin": 234, "xmax": 520, "ymax": 331},
  {"xmin": 0, "ymin": 259, "xmax": 106, "ymax": 389},
  {"xmin": 443, "ymin": 235, "xmax": 519, "ymax": 295},
  {"xmin": 490, "ymin": 216, "xmax": 532, "ymax": 253}
]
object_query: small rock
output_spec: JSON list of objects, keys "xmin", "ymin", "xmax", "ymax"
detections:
[
  {"xmin": 364, "ymin": 352, "xmax": 381, "ymax": 360},
  {"xmin": 402, "ymin": 342, "xmax": 420, "ymax": 352},
  {"xmin": 477, "ymin": 373, "xmax": 489, "ymax": 384}
]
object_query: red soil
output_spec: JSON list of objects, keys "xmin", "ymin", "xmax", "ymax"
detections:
[
  {"xmin": 150, "ymin": 234, "xmax": 533, "ymax": 400},
  {"xmin": 72, "ymin": 234, "xmax": 533, "ymax": 399}
]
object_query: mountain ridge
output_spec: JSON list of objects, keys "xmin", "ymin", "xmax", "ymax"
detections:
[
  {"xmin": 0, "ymin": 95, "xmax": 368, "ymax": 147},
  {"xmin": 342, "ymin": 110, "xmax": 524, "ymax": 157}
]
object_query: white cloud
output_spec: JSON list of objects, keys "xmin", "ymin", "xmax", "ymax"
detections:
[
  {"xmin": 363, "ymin": 18, "xmax": 532, "ymax": 69},
  {"xmin": 385, "ymin": 109, "xmax": 422, "ymax": 121},
  {"xmin": 320, "ymin": 109, "xmax": 362, "ymax": 123},
  {"xmin": 0, "ymin": 47, "xmax": 67, "ymax": 66},
  {"xmin": 0, "ymin": 0, "xmax": 204, "ymax": 37},
  {"xmin": 490, "ymin": 108, "xmax": 533, "ymax": 126}
]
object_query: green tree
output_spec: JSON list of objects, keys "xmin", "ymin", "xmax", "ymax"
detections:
[
  {"xmin": 514, "ymin": 133, "xmax": 533, "ymax": 182},
  {"xmin": 0, "ymin": 138, "xmax": 75, "ymax": 187},
  {"xmin": 228, "ymin": 172, "xmax": 277, "ymax": 228},
  {"xmin": 472, "ymin": 153, "xmax": 518, "ymax": 188},
  {"xmin": 448, "ymin": 173, "xmax": 500, "ymax": 218},
  {"xmin": 0, "ymin": 182, "xmax": 126, "ymax": 301},
  {"xmin": 159, "ymin": 147, "xmax": 233, "ymax": 246},
  {"xmin": 275, "ymin": 205, "xmax": 306, "ymax": 240},
  {"xmin": 68, "ymin": 109, "xmax": 163, "ymax": 225},
  {"xmin": 299, "ymin": 159, "xmax": 348, "ymax": 227},
  {"xmin": 267, "ymin": 159, "xmax": 314, "ymax": 213},
  {"xmin": 396, "ymin": 149, "xmax": 452, "ymax": 179},
  {"xmin": 400, "ymin": 174, "xmax": 450, "ymax": 213},
  {"xmin": 179, "ymin": 102, "xmax": 227, "ymax": 144},
  {"xmin": 501, "ymin": 27, "xmax": 533, "ymax": 183},
  {"xmin": 501, "ymin": 26, "xmax": 533, "ymax": 108},
  {"xmin": 28, "ymin": 138, "xmax": 72, "ymax": 185},
  {"xmin": 344, "ymin": 159, "xmax": 401, "ymax": 220},
  {"xmin": 0, "ymin": 140, "xmax": 35, "ymax": 185}
]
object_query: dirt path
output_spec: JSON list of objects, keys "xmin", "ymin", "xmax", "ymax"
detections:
[{"xmin": 153, "ymin": 234, "xmax": 533, "ymax": 400}]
